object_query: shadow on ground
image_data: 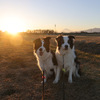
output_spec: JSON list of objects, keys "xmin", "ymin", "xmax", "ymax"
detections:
[{"xmin": 75, "ymin": 41, "xmax": 100, "ymax": 55}]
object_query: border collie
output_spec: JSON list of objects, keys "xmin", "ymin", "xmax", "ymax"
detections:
[
  {"xmin": 55, "ymin": 35, "xmax": 80, "ymax": 83},
  {"xmin": 33, "ymin": 37, "xmax": 58, "ymax": 83}
]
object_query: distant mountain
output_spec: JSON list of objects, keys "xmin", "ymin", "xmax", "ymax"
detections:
[
  {"xmin": 62, "ymin": 28, "xmax": 100, "ymax": 33},
  {"xmin": 62, "ymin": 28, "xmax": 72, "ymax": 33},
  {"xmin": 83, "ymin": 28, "xmax": 100, "ymax": 33}
]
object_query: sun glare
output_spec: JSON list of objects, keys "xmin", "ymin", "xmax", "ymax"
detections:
[{"xmin": 1, "ymin": 16, "xmax": 26, "ymax": 35}]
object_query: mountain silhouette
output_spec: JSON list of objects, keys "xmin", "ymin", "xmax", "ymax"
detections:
[
  {"xmin": 62, "ymin": 28, "xmax": 72, "ymax": 33},
  {"xmin": 83, "ymin": 28, "xmax": 100, "ymax": 33}
]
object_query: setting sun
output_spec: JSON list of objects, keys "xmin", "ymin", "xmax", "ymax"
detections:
[{"xmin": 1, "ymin": 16, "xmax": 26, "ymax": 35}]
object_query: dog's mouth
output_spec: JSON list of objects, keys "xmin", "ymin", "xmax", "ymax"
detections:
[
  {"xmin": 64, "ymin": 48, "xmax": 68, "ymax": 50},
  {"xmin": 39, "ymin": 51, "xmax": 43, "ymax": 56},
  {"xmin": 63, "ymin": 48, "xmax": 68, "ymax": 50}
]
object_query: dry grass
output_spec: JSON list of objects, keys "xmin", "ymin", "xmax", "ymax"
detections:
[{"xmin": 0, "ymin": 34, "xmax": 100, "ymax": 100}]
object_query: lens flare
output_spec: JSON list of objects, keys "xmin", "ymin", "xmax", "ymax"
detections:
[
  {"xmin": 1, "ymin": 16, "xmax": 26, "ymax": 35},
  {"xmin": 10, "ymin": 35, "xmax": 23, "ymax": 46}
]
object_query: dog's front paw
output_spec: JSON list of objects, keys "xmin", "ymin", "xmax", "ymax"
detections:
[
  {"xmin": 68, "ymin": 78, "xmax": 72, "ymax": 83},
  {"xmin": 53, "ymin": 80, "xmax": 58, "ymax": 84}
]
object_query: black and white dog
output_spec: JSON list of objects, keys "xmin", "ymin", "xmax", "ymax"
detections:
[
  {"xmin": 33, "ymin": 37, "xmax": 58, "ymax": 83},
  {"xmin": 55, "ymin": 35, "xmax": 80, "ymax": 83}
]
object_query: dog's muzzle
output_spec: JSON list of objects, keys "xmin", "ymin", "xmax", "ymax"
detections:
[
  {"xmin": 64, "ymin": 45, "xmax": 68, "ymax": 50},
  {"xmin": 39, "ymin": 51, "xmax": 43, "ymax": 56},
  {"xmin": 39, "ymin": 48, "xmax": 43, "ymax": 56}
]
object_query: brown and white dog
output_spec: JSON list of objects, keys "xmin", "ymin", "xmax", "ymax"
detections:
[
  {"xmin": 33, "ymin": 37, "xmax": 58, "ymax": 83},
  {"xmin": 55, "ymin": 35, "xmax": 81, "ymax": 83}
]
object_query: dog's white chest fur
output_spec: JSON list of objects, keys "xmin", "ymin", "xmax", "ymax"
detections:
[
  {"xmin": 56, "ymin": 48, "xmax": 76, "ymax": 70},
  {"xmin": 64, "ymin": 51, "xmax": 76, "ymax": 70},
  {"xmin": 38, "ymin": 53, "xmax": 54, "ymax": 74}
]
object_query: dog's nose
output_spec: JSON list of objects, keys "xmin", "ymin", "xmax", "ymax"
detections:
[
  {"xmin": 65, "ymin": 45, "xmax": 68, "ymax": 49},
  {"xmin": 39, "ymin": 48, "xmax": 43, "ymax": 51}
]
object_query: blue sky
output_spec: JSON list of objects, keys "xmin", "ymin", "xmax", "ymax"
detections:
[{"xmin": 0, "ymin": 0, "xmax": 100, "ymax": 32}]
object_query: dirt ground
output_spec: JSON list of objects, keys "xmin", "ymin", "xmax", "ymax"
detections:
[{"xmin": 0, "ymin": 34, "xmax": 100, "ymax": 100}]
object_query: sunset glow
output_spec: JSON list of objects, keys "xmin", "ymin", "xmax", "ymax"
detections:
[
  {"xmin": 1, "ymin": 16, "xmax": 26, "ymax": 35},
  {"xmin": 0, "ymin": 0, "xmax": 100, "ymax": 32}
]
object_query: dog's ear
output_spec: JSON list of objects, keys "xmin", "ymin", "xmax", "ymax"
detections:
[
  {"xmin": 56, "ymin": 35, "xmax": 63, "ymax": 42},
  {"xmin": 33, "ymin": 38, "xmax": 41, "ymax": 51},
  {"xmin": 43, "ymin": 37, "xmax": 51, "ymax": 42},
  {"xmin": 68, "ymin": 35, "xmax": 75, "ymax": 42},
  {"xmin": 43, "ymin": 37, "xmax": 51, "ymax": 52},
  {"xmin": 68, "ymin": 35, "xmax": 75, "ymax": 39},
  {"xmin": 68, "ymin": 35, "xmax": 75, "ymax": 49}
]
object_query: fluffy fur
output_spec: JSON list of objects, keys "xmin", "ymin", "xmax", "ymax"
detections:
[
  {"xmin": 33, "ymin": 37, "xmax": 58, "ymax": 83},
  {"xmin": 55, "ymin": 35, "xmax": 80, "ymax": 83}
]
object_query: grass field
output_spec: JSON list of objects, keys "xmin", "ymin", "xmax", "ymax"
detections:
[{"xmin": 0, "ymin": 34, "xmax": 100, "ymax": 100}]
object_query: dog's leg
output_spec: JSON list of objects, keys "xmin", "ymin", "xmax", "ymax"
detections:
[
  {"xmin": 75, "ymin": 69, "xmax": 80, "ymax": 78},
  {"xmin": 75, "ymin": 63, "xmax": 80, "ymax": 78},
  {"xmin": 54, "ymin": 67, "xmax": 57, "ymax": 75},
  {"xmin": 68, "ymin": 67, "xmax": 73, "ymax": 83},
  {"xmin": 53, "ymin": 66, "xmax": 61, "ymax": 84}
]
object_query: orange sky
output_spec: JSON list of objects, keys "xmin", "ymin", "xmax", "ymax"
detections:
[{"xmin": 0, "ymin": 0, "xmax": 100, "ymax": 33}]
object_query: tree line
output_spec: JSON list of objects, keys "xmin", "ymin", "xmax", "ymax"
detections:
[{"xmin": 26, "ymin": 29, "xmax": 55, "ymax": 34}]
